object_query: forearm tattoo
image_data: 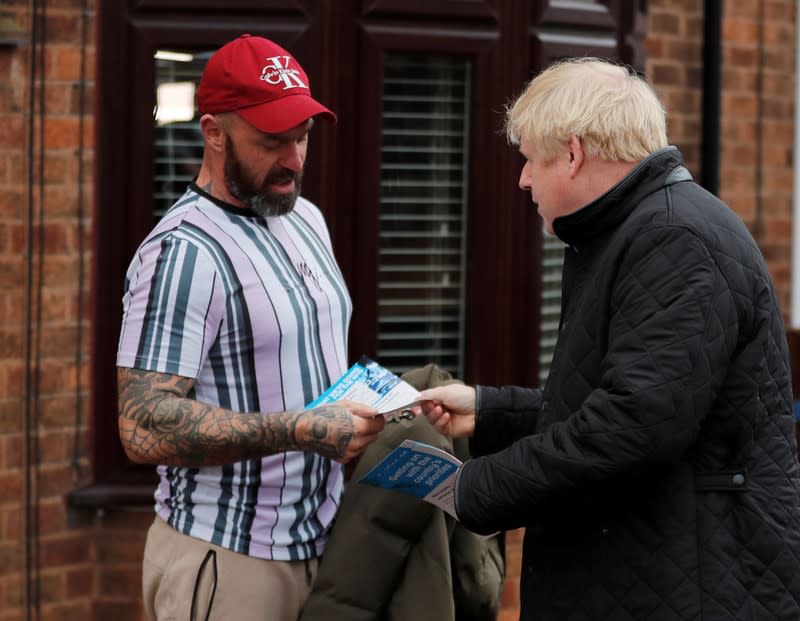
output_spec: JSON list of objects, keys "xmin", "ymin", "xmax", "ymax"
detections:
[
  {"xmin": 306, "ymin": 408, "xmax": 355, "ymax": 460},
  {"xmin": 117, "ymin": 367, "xmax": 355, "ymax": 467}
]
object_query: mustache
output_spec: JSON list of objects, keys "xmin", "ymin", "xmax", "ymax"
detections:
[{"xmin": 264, "ymin": 169, "xmax": 299, "ymax": 185}]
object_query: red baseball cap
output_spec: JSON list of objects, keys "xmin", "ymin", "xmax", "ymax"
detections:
[{"xmin": 197, "ymin": 34, "xmax": 336, "ymax": 133}]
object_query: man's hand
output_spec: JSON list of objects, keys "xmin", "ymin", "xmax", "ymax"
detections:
[
  {"xmin": 300, "ymin": 400, "xmax": 384, "ymax": 463},
  {"xmin": 416, "ymin": 384, "xmax": 477, "ymax": 438}
]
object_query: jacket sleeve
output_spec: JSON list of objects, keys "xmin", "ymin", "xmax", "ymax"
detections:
[
  {"xmin": 456, "ymin": 225, "xmax": 739, "ymax": 535},
  {"xmin": 468, "ymin": 385, "xmax": 543, "ymax": 457}
]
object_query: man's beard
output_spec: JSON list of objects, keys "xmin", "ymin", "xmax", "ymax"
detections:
[{"xmin": 223, "ymin": 135, "xmax": 302, "ymax": 217}]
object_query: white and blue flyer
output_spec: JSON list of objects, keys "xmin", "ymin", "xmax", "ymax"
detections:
[
  {"xmin": 357, "ymin": 438, "xmax": 461, "ymax": 519},
  {"xmin": 305, "ymin": 356, "xmax": 421, "ymax": 419}
]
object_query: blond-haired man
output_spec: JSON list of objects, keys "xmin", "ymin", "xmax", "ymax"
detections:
[{"xmin": 419, "ymin": 58, "xmax": 800, "ymax": 620}]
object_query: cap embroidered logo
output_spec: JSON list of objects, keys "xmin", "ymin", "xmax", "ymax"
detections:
[{"xmin": 260, "ymin": 56, "xmax": 308, "ymax": 89}]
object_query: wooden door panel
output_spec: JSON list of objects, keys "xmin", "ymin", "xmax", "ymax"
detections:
[
  {"xmin": 132, "ymin": 0, "xmax": 306, "ymax": 11},
  {"xmin": 360, "ymin": 0, "xmax": 496, "ymax": 20}
]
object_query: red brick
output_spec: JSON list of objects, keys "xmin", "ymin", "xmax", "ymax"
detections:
[
  {"xmin": 69, "ymin": 82, "xmax": 94, "ymax": 116},
  {"xmin": 764, "ymin": 1, "xmax": 796, "ymax": 22},
  {"xmin": 65, "ymin": 565, "xmax": 94, "ymax": 598},
  {"xmin": 2, "ymin": 573, "xmax": 24, "ymax": 609},
  {"xmin": 37, "ymin": 385, "xmax": 80, "ymax": 418},
  {"xmin": 92, "ymin": 601, "xmax": 145, "ymax": 621},
  {"xmin": 686, "ymin": 14, "xmax": 704, "ymax": 37},
  {"xmin": 650, "ymin": 11, "xmax": 682, "ymax": 35},
  {"xmin": 43, "ymin": 118, "xmax": 81, "ymax": 150},
  {"xmin": 650, "ymin": 62, "xmax": 682, "ymax": 85},
  {"xmin": 1, "ymin": 505, "xmax": 24, "ymax": 539},
  {"xmin": 1, "ymin": 432, "xmax": 25, "ymax": 468},
  {"xmin": 39, "ymin": 601, "xmax": 93, "ymax": 621},
  {"xmin": 723, "ymin": 18, "xmax": 761, "ymax": 42},
  {"xmin": 39, "ymin": 533, "xmax": 90, "ymax": 566},
  {"xmin": 46, "ymin": 46, "xmax": 85, "ymax": 82},
  {"xmin": 0, "ymin": 541, "xmax": 23, "ymax": 575},
  {"xmin": 643, "ymin": 38, "xmax": 665, "ymax": 59},
  {"xmin": 37, "ymin": 499, "xmax": 68, "ymax": 535},
  {"xmin": 726, "ymin": 45, "xmax": 759, "ymax": 66},
  {"xmin": 39, "ymin": 569, "xmax": 67, "ymax": 604},
  {"xmin": 722, "ymin": 67, "xmax": 757, "ymax": 91},
  {"xmin": 0, "ymin": 400, "xmax": 23, "ymax": 434},
  {"xmin": 98, "ymin": 566, "xmax": 141, "ymax": 597},
  {"xmin": 96, "ymin": 532, "xmax": 145, "ymax": 564},
  {"xmin": 0, "ymin": 117, "xmax": 25, "ymax": 146},
  {"xmin": 766, "ymin": 218, "xmax": 794, "ymax": 240},
  {"xmin": 0, "ymin": 152, "xmax": 25, "ymax": 185},
  {"xmin": 43, "ymin": 13, "xmax": 82, "ymax": 45},
  {"xmin": 41, "ymin": 259, "xmax": 83, "ymax": 291}
]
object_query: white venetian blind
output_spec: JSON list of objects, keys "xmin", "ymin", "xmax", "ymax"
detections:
[
  {"xmin": 539, "ymin": 233, "xmax": 566, "ymax": 386},
  {"xmin": 152, "ymin": 49, "xmax": 209, "ymax": 221},
  {"xmin": 377, "ymin": 54, "xmax": 472, "ymax": 377}
]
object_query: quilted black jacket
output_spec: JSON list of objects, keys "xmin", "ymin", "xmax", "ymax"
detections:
[{"xmin": 458, "ymin": 147, "xmax": 800, "ymax": 620}]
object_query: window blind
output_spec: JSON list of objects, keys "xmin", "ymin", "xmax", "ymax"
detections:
[
  {"xmin": 153, "ymin": 50, "xmax": 208, "ymax": 221},
  {"xmin": 538, "ymin": 234, "xmax": 566, "ymax": 386},
  {"xmin": 377, "ymin": 54, "xmax": 472, "ymax": 377}
]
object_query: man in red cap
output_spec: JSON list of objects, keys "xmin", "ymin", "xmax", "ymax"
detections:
[{"xmin": 116, "ymin": 34, "xmax": 384, "ymax": 621}]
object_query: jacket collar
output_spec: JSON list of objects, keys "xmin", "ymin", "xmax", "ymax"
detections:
[{"xmin": 552, "ymin": 147, "xmax": 690, "ymax": 250}]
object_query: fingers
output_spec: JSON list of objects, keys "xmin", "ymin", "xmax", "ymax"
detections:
[
  {"xmin": 353, "ymin": 411, "xmax": 385, "ymax": 435},
  {"xmin": 335, "ymin": 411, "xmax": 385, "ymax": 464},
  {"xmin": 338, "ymin": 399, "xmax": 380, "ymax": 419},
  {"xmin": 417, "ymin": 384, "xmax": 476, "ymax": 417},
  {"xmin": 418, "ymin": 387, "xmax": 445, "ymax": 402},
  {"xmin": 414, "ymin": 403, "xmax": 448, "ymax": 435}
]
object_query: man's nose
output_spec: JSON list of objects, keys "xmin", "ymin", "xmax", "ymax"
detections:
[
  {"xmin": 518, "ymin": 168, "xmax": 530, "ymax": 190},
  {"xmin": 279, "ymin": 143, "xmax": 304, "ymax": 172}
]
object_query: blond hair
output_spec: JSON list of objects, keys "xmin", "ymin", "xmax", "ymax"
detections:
[{"xmin": 505, "ymin": 57, "xmax": 668, "ymax": 163}]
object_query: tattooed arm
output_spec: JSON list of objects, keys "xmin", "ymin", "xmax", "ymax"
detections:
[{"xmin": 117, "ymin": 367, "xmax": 384, "ymax": 468}]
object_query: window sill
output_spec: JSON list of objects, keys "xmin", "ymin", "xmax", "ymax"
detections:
[{"xmin": 66, "ymin": 478, "xmax": 156, "ymax": 526}]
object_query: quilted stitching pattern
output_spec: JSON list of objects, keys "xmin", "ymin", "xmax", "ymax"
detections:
[{"xmin": 462, "ymin": 150, "xmax": 800, "ymax": 620}]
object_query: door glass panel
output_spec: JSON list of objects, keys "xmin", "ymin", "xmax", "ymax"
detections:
[
  {"xmin": 377, "ymin": 54, "xmax": 472, "ymax": 377},
  {"xmin": 153, "ymin": 49, "xmax": 210, "ymax": 222}
]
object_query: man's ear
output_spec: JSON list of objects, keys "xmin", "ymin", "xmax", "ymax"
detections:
[
  {"xmin": 200, "ymin": 114, "xmax": 226, "ymax": 153},
  {"xmin": 567, "ymin": 135, "xmax": 584, "ymax": 178}
]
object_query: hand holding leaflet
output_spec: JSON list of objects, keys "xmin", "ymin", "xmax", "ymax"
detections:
[{"xmin": 306, "ymin": 356, "xmax": 421, "ymax": 422}]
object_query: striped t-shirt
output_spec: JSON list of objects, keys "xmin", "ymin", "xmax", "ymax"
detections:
[{"xmin": 117, "ymin": 184, "xmax": 352, "ymax": 560}]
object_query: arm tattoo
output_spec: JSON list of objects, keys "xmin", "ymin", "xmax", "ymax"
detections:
[
  {"xmin": 303, "ymin": 405, "xmax": 355, "ymax": 460},
  {"xmin": 117, "ymin": 367, "xmax": 356, "ymax": 467}
]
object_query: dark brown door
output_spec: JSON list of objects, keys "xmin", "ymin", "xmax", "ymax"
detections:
[{"xmin": 90, "ymin": 0, "xmax": 645, "ymax": 488}]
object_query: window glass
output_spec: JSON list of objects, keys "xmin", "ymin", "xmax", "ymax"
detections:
[
  {"xmin": 153, "ymin": 49, "xmax": 210, "ymax": 221},
  {"xmin": 538, "ymin": 234, "xmax": 565, "ymax": 386},
  {"xmin": 377, "ymin": 54, "xmax": 472, "ymax": 377}
]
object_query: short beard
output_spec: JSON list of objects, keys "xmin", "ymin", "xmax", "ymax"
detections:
[{"xmin": 223, "ymin": 135, "xmax": 302, "ymax": 217}]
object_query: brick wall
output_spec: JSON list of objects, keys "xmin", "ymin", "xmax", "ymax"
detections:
[
  {"xmin": 719, "ymin": 0, "xmax": 796, "ymax": 312},
  {"xmin": 1, "ymin": 2, "xmax": 795, "ymax": 621},
  {"xmin": 0, "ymin": 0, "xmax": 102, "ymax": 619},
  {"xmin": 644, "ymin": 0, "xmax": 796, "ymax": 312}
]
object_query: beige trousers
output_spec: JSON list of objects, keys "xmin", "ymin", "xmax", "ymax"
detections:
[{"xmin": 142, "ymin": 516, "xmax": 318, "ymax": 621}]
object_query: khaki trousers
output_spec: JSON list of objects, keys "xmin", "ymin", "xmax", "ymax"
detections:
[{"xmin": 142, "ymin": 516, "xmax": 318, "ymax": 621}]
